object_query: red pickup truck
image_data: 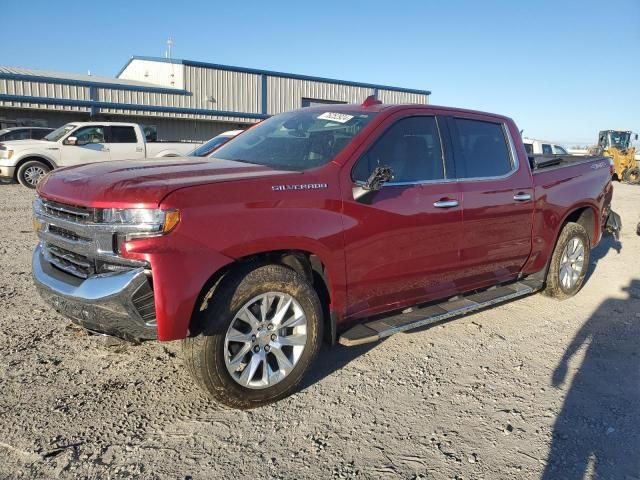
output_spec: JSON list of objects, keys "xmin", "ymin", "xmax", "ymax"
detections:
[{"xmin": 32, "ymin": 98, "xmax": 620, "ymax": 408}]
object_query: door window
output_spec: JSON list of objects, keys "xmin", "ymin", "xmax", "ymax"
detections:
[
  {"xmin": 110, "ymin": 126, "xmax": 138, "ymax": 143},
  {"xmin": 553, "ymin": 145, "xmax": 568, "ymax": 155},
  {"xmin": 30, "ymin": 129, "xmax": 51, "ymax": 140},
  {"xmin": 542, "ymin": 144, "xmax": 553, "ymax": 155},
  {"xmin": 3, "ymin": 129, "xmax": 31, "ymax": 141},
  {"xmin": 73, "ymin": 126, "xmax": 105, "ymax": 144},
  {"xmin": 450, "ymin": 118, "xmax": 513, "ymax": 178},
  {"xmin": 352, "ymin": 116, "xmax": 445, "ymax": 184}
]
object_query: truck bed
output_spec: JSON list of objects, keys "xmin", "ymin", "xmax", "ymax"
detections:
[{"xmin": 528, "ymin": 154, "xmax": 606, "ymax": 172}]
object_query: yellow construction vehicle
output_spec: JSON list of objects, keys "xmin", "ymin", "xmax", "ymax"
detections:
[{"xmin": 590, "ymin": 130, "xmax": 639, "ymax": 183}]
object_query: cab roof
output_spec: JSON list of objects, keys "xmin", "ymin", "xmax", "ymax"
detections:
[{"xmin": 299, "ymin": 102, "xmax": 513, "ymax": 122}]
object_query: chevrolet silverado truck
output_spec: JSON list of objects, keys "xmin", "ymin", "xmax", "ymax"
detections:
[
  {"xmin": 31, "ymin": 98, "xmax": 620, "ymax": 408},
  {"xmin": 0, "ymin": 122, "xmax": 200, "ymax": 188}
]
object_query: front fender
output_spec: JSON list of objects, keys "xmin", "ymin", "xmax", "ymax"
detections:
[
  {"xmin": 14, "ymin": 148, "xmax": 60, "ymax": 168},
  {"xmin": 124, "ymin": 173, "xmax": 347, "ymax": 340}
]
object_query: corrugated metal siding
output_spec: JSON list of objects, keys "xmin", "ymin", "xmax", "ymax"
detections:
[
  {"xmin": 184, "ymin": 65, "xmax": 260, "ymax": 113},
  {"xmin": 267, "ymin": 77, "xmax": 374, "ymax": 114},
  {"xmin": 377, "ymin": 89, "xmax": 429, "ymax": 104},
  {"xmin": 0, "ymin": 78, "xmax": 89, "ymax": 112},
  {"xmin": 121, "ymin": 117, "xmax": 239, "ymax": 142}
]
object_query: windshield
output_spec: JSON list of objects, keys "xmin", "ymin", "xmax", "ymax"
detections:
[
  {"xmin": 190, "ymin": 135, "xmax": 233, "ymax": 157},
  {"xmin": 44, "ymin": 124, "xmax": 76, "ymax": 142},
  {"xmin": 608, "ymin": 131, "xmax": 631, "ymax": 149},
  {"xmin": 212, "ymin": 110, "xmax": 377, "ymax": 170}
]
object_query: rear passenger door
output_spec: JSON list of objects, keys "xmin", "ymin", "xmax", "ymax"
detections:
[
  {"xmin": 343, "ymin": 114, "xmax": 463, "ymax": 317},
  {"xmin": 107, "ymin": 126, "xmax": 145, "ymax": 160},
  {"xmin": 446, "ymin": 116, "xmax": 533, "ymax": 291}
]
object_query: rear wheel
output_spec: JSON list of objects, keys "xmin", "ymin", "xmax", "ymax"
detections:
[
  {"xmin": 17, "ymin": 160, "xmax": 50, "ymax": 188},
  {"xmin": 544, "ymin": 222, "xmax": 590, "ymax": 299},
  {"xmin": 622, "ymin": 167, "xmax": 640, "ymax": 184},
  {"xmin": 183, "ymin": 264, "xmax": 323, "ymax": 409}
]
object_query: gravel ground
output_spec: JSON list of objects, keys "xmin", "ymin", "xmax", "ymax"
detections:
[{"xmin": 0, "ymin": 180, "xmax": 638, "ymax": 480}]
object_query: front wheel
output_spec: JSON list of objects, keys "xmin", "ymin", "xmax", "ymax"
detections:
[
  {"xmin": 183, "ymin": 264, "xmax": 323, "ymax": 409},
  {"xmin": 543, "ymin": 222, "xmax": 591, "ymax": 299},
  {"xmin": 17, "ymin": 160, "xmax": 50, "ymax": 188}
]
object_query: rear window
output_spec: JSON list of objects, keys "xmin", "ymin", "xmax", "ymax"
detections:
[
  {"xmin": 110, "ymin": 126, "xmax": 138, "ymax": 143},
  {"xmin": 450, "ymin": 118, "xmax": 513, "ymax": 178}
]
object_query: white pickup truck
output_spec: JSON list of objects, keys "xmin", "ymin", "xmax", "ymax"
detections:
[
  {"xmin": 0, "ymin": 122, "xmax": 200, "ymax": 188},
  {"xmin": 522, "ymin": 137, "xmax": 570, "ymax": 156}
]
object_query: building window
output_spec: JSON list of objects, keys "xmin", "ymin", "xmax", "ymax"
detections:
[{"xmin": 301, "ymin": 98, "xmax": 348, "ymax": 108}]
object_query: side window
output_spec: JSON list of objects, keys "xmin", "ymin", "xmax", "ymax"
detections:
[
  {"xmin": 553, "ymin": 145, "xmax": 568, "ymax": 155},
  {"xmin": 5, "ymin": 130, "xmax": 30, "ymax": 141},
  {"xmin": 31, "ymin": 129, "xmax": 50, "ymax": 140},
  {"xmin": 450, "ymin": 118, "xmax": 512, "ymax": 178},
  {"xmin": 73, "ymin": 126, "xmax": 105, "ymax": 144},
  {"xmin": 352, "ymin": 116, "xmax": 444, "ymax": 184},
  {"xmin": 110, "ymin": 126, "xmax": 138, "ymax": 143},
  {"xmin": 542, "ymin": 144, "xmax": 553, "ymax": 155},
  {"xmin": 524, "ymin": 143, "xmax": 533, "ymax": 155}
]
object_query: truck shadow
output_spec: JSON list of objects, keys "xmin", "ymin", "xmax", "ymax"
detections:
[
  {"xmin": 301, "ymin": 341, "xmax": 380, "ymax": 390},
  {"xmin": 301, "ymin": 234, "xmax": 623, "ymax": 393},
  {"xmin": 584, "ymin": 234, "xmax": 621, "ymax": 284},
  {"xmin": 542, "ymin": 278, "xmax": 640, "ymax": 479}
]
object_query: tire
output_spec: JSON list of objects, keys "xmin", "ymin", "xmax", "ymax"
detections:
[
  {"xmin": 543, "ymin": 222, "xmax": 590, "ymax": 299},
  {"xmin": 622, "ymin": 167, "xmax": 640, "ymax": 184},
  {"xmin": 17, "ymin": 160, "xmax": 50, "ymax": 189},
  {"xmin": 183, "ymin": 264, "xmax": 323, "ymax": 409}
]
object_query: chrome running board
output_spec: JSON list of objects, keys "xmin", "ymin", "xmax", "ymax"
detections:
[{"xmin": 338, "ymin": 279, "xmax": 543, "ymax": 346}]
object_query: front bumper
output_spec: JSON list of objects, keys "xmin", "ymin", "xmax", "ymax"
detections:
[
  {"xmin": 0, "ymin": 165, "xmax": 16, "ymax": 178},
  {"xmin": 32, "ymin": 243, "xmax": 157, "ymax": 342}
]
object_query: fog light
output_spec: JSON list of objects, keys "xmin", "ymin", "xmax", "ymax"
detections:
[{"xmin": 32, "ymin": 216, "xmax": 43, "ymax": 232}]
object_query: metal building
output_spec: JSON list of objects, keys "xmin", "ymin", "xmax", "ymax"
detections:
[{"xmin": 0, "ymin": 56, "xmax": 430, "ymax": 141}]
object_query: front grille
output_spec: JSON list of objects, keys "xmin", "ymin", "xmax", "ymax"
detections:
[
  {"xmin": 44, "ymin": 244, "xmax": 93, "ymax": 278},
  {"xmin": 35, "ymin": 197, "xmax": 149, "ymax": 281},
  {"xmin": 48, "ymin": 225, "xmax": 91, "ymax": 243},
  {"xmin": 41, "ymin": 199, "xmax": 95, "ymax": 223}
]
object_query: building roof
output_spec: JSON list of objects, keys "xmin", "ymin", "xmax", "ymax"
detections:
[
  {"xmin": 118, "ymin": 56, "xmax": 431, "ymax": 96},
  {"xmin": 0, "ymin": 65, "xmax": 188, "ymax": 94}
]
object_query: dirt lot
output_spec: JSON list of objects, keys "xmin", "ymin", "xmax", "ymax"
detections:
[{"xmin": 0, "ymin": 181, "xmax": 638, "ymax": 480}]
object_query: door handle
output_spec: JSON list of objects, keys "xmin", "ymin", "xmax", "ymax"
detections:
[
  {"xmin": 101, "ymin": 147, "xmax": 110, "ymax": 152},
  {"xmin": 513, "ymin": 193, "xmax": 531, "ymax": 202},
  {"xmin": 433, "ymin": 199, "xmax": 459, "ymax": 208},
  {"xmin": 135, "ymin": 147, "xmax": 143, "ymax": 152}
]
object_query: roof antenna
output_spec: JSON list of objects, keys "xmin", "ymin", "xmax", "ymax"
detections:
[
  {"xmin": 165, "ymin": 36, "xmax": 174, "ymax": 59},
  {"xmin": 362, "ymin": 95, "xmax": 382, "ymax": 107}
]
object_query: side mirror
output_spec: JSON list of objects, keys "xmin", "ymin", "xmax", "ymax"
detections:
[
  {"xmin": 635, "ymin": 134, "xmax": 638, "ymax": 141},
  {"xmin": 364, "ymin": 166, "xmax": 394, "ymax": 191},
  {"xmin": 64, "ymin": 136, "xmax": 78, "ymax": 146}
]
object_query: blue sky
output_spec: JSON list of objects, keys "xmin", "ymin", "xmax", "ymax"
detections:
[{"xmin": 3, "ymin": 0, "xmax": 639, "ymax": 145}]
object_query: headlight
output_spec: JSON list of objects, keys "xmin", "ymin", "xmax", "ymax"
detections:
[{"xmin": 100, "ymin": 208, "xmax": 180, "ymax": 237}]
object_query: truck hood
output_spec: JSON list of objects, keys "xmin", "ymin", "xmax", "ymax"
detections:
[
  {"xmin": 38, "ymin": 157, "xmax": 296, "ymax": 208},
  {"xmin": 0, "ymin": 139, "xmax": 53, "ymax": 149}
]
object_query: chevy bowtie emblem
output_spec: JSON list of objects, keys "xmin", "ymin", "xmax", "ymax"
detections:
[{"xmin": 272, "ymin": 183, "xmax": 328, "ymax": 191}]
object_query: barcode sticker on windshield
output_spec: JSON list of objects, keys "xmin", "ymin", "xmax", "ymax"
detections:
[{"xmin": 317, "ymin": 112, "xmax": 354, "ymax": 123}]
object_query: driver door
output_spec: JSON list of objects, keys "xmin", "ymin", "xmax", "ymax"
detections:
[
  {"xmin": 342, "ymin": 114, "xmax": 463, "ymax": 318},
  {"xmin": 60, "ymin": 125, "xmax": 111, "ymax": 166}
]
